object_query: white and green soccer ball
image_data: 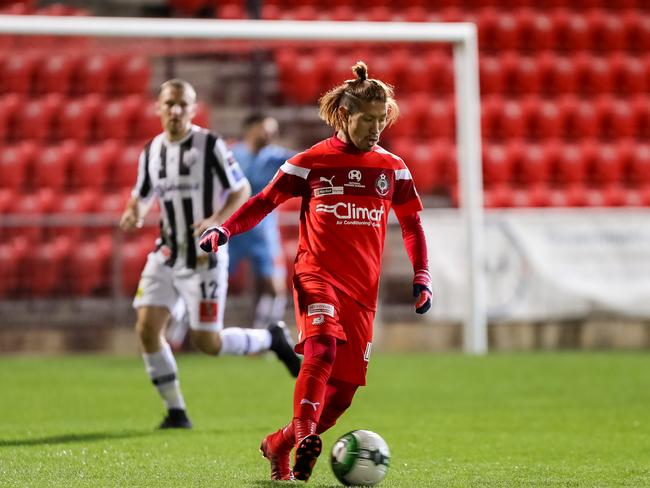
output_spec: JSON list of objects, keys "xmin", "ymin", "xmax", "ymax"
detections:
[{"xmin": 330, "ymin": 430, "xmax": 390, "ymax": 486}]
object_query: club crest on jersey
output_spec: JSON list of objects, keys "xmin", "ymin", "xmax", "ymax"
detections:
[
  {"xmin": 375, "ymin": 174, "xmax": 390, "ymax": 196},
  {"xmin": 182, "ymin": 147, "xmax": 200, "ymax": 168}
]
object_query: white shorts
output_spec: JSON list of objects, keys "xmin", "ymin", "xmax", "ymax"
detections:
[{"xmin": 133, "ymin": 249, "xmax": 228, "ymax": 332}]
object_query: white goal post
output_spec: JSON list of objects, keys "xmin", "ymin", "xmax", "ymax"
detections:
[{"xmin": 0, "ymin": 15, "xmax": 487, "ymax": 354}]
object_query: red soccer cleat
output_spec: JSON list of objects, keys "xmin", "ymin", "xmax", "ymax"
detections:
[
  {"xmin": 292, "ymin": 434, "xmax": 322, "ymax": 482},
  {"xmin": 260, "ymin": 429, "xmax": 294, "ymax": 481}
]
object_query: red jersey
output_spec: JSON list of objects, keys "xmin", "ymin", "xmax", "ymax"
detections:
[{"xmin": 261, "ymin": 136, "xmax": 423, "ymax": 311}]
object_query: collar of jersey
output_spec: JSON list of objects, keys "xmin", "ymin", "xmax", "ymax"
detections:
[
  {"xmin": 329, "ymin": 134, "xmax": 367, "ymax": 154},
  {"xmin": 163, "ymin": 125, "xmax": 196, "ymax": 145}
]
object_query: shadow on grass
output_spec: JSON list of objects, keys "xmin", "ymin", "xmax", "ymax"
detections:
[{"xmin": 0, "ymin": 429, "xmax": 153, "ymax": 447}]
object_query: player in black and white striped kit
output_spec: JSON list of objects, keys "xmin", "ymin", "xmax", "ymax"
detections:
[{"xmin": 119, "ymin": 79, "xmax": 301, "ymax": 429}]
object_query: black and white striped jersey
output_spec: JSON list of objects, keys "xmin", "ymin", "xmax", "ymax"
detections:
[{"xmin": 132, "ymin": 125, "xmax": 247, "ymax": 270}]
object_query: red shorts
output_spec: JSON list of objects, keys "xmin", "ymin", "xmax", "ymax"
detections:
[{"xmin": 293, "ymin": 273, "xmax": 375, "ymax": 386}]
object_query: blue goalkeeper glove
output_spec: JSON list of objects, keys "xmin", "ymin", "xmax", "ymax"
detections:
[
  {"xmin": 199, "ymin": 226, "xmax": 230, "ymax": 253},
  {"xmin": 413, "ymin": 269, "xmax": 432, "ymax": 314}
]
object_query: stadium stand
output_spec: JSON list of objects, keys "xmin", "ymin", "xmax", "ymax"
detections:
[{"xmin": 1, "ymin": 0, "xmax": 649, "ymax": 299}]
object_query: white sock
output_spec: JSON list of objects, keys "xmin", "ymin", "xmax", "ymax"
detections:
[
  {"xmin": 220, "ymin": 327, "xmax": 272, "ymax": 355},
  {"xmin": 253, "ymin": 293, "xmax": 287, "ymax": 328},
  {"xmin": 142, "ymin": 342, "xmax": 186, "ymax": 410}
]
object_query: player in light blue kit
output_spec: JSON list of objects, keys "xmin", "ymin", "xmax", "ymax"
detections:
[{"xmin": 229, "ymin": 113, "xmax": 296, "ymax": 328}]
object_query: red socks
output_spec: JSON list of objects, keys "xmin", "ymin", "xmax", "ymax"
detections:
[
  {"xmin": 316, "ymin": 379, "xmax": 358, "ymax": 435},
  {"xmin": 292, "ymin": 335, "xmax": 337, "ymax": 441}
]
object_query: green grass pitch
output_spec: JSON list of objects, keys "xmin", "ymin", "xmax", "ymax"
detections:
[{"xmin": 1, "ymin": 352, "xmax": 649, "ymax": 487}]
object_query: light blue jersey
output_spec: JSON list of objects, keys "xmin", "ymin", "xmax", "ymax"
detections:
[{"xmin": 228, "ymin": 142, "xmax": 296, "ymax": 277}]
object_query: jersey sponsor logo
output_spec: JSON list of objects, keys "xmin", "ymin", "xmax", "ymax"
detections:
[
  {"xmin": 311, "ymin": 314, "xmax": 325, "ymax": 325},
  {"xmin": 345, "ymin": 169, "xmax": 365, "ymax": 189},
  {"xmin": 315, "ymin": 202, "xmax": 385, "ymax": 227},
  {"xmin": 155, "ymin": 181, "xmax": 200, "ymax": 196},
  {"xmin": 348, "ymin": 169, "xmax": 362, "ymax": 182},
  {"xmin": 300, "ymin": 398, "xmax": 321, "ymax": 411},
  {"xmin": 315, "ymin": 175, "xmax": 344, "ymax": 197},
  {"xmin": 307, "ymin": 303, "xmax": 335, "ymax": 317},
  {"xmin": 364, "ymin": 342, "xmax": 373, "ymax": 362},
  {"xmin": 200, "ymin": 300, "xmax": 218, "ymax": 322},
  {"xmin": 375, "ymin": 173, "xmax": 390, "ymax": 196}
]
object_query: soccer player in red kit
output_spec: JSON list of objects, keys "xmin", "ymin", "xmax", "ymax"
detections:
[{"xmin": 200, "ymin": 61, "xmax": 432, "ymax": 481}]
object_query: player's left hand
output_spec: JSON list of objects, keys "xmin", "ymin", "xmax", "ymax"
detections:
[
  {"xmin": 199, "ymin": 226, "xmax": 230, "ymax": 253},
  {"xmin": 413, "ymin": 269, "xmax": 432, "ymax": 314}
]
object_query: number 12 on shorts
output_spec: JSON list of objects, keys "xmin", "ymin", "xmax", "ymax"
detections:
[{"xmin": 200, "ymin": 280, "xmax": 218, "ymax": 322}]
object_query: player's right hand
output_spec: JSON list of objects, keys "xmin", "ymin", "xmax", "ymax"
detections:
[
  {"xmin": 199, "ymin": 226, "xmax": 230, "ymax": 253},
  {"xmin": 119, "ymin": 209, "xmax": 139, "ymax": 231}
]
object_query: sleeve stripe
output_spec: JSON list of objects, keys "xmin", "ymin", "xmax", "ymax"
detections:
[
  {"xmin": 395, "ymin": 168, "xmax": 412, "ymax": 181},
  {"xmin": 280, "ymin": 161, "xmax": 310, "ymax": 179}
]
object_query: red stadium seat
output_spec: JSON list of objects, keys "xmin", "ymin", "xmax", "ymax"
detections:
[
  {"xmin": 479, "ymin": 56, "xmax": 504, "ymax": 95},
  {"xmin": 517, "ymin": 144, "xmax": 551, "ymax": 185},
  {"xmin": 483, "ymin": 144, "xmax": 514, "ymax": 186},
  {"xmin": 623, "ymin": 11, "xmax": 650, "ymax": 53},
  {"xmin": 9, "ymin": 189, "xmax": 58, "ymax": 242},
  {"xmin": 426, "ymin": 99, "xmax": 455, "ymax": 140},
  {"xmin": 32, "ymin": 141, "xmax": 78, "ymax": 191},
  {"xmin": 51, "ymin": 189, "xmax": 96, "ymax": 242},
  {"xmin": 96, "ymin": 96, "xmax": 141, "ymax": 140},
  {"xmin": 554, "ymin": 10, "xmax": 591, "ymax": 52},
  {"xmin": 632, "ymin": 96, "xmax": 650, "ymax": 141},
  {"xmin": 115, "ymin": 55, "xmax": 151, "ymax": 95},
  {"xmin": 562, "ymin": 96, "xmax": 601, "ymax": 141},
  {"xmin": 73, "ymin": 54, "xmax": 115, "ymax": 95},
  {"xmin": 28, "ymin": 236, "xmax": 71, "ymax": 297},
  {"xmin": 598, "ymin": 97, "xmax": 635, "ymax": 140},
  {"xmin": 134, "ymin": 98, "xmax": 160, "ymax": 141},
  {"xmin": 0, "ymin": 143, "xmax": 34, "ymax": 190},
  {"xmin": 425, "ymin": 52, "xmax": 453, "ymax": 95},
  {"xmin": 539, "ymin": 54, "xmax": 577, "ymax": 96},
  {"xmin": 97, "ymin": 189, "xmax": 131, "ymax": 217},
  {"xmin": 0, "ymin": 243, "xmax": 19, "ymax": 296},
  {"xmin": 121, "ymin": 237, "xmax": 152, "ymax": 295},
  {"xmin": 502, "ymin": 54, "xmax": 541, "ymax": 95},
  {"xmin": 17, "ymin": 94, "xmax": 63, "ymax": 142},
  {"xmin": 0, "ymin": 94, "xmax": 24, "ymax": 143},
  {"xmin": 112, "ymin": 144, "xmax": 142, "ymax": 190},
  {"xmin": 71, "ymin": 141, "xmax": 118, "ymax": 189},
  {"xmin": 628, "ymin": 145, "xmax": 650, "ymax": 186},
  {"xmin": 527, "ymin": 98, "xmax": 563, "ymax": 140},
  {"xmin": 518, "ymin": 10, "xmax": 554, "ymax": 52},
  {"xmin": 576, "ymin": 54, "xmax": 613, "ymax": 96},
  {"xmin": 480, "ymin": 95, "xmax": 502, "ymax": 141},
  {"xmin": 1, "ymin": 53, "xmax": 37, "ymax": 95},
  {"xmin": 58, "ymin": 94, "xmax": 101, "ymax": 142},
  {"xmin": 483, "ymin": 184, "xmax": 515, "ymax": 208},
  {"xmin": 610, "ymin": 55, "xmax": 646, "ymax": 96},
  {"xmin": 555, "ymin": 144, "xmax": 590, "ymax": 186},
  {"xmin": 69, "ymin": 236, "xmax": 112, "ymax": 296},
  {"xmin": 33, "ymin": 54, "xmax": 78, "ymax": 95},
  {"xmin": 500, "ymin": 100, "xmax": 527, "ymax": 140},
  {"xmin": 592, "ymin": 144, "xmax": 625, "ymax": 185},
  {"xmin": 588, "ymin": 10, "xmax": 626, "ymax": 53}
]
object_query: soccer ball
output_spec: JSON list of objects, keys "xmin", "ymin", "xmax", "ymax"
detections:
[{"xmin": 330, "ymin": 430, "xmax": 390, "ymax": 486}]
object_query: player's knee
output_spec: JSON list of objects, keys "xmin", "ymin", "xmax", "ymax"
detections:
[
  {"xmin": 190, "ymin": 330, "xmax": 222, "ymax": 355},
  {"xmin": 135, "ymin": 318, "xmax": 162, "ymax": 350},
  {"xmin": 304, "ymin": 335, "xmax": 337, "ymax": 365}
]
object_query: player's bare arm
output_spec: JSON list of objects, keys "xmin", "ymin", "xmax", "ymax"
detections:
[
  {"xmin": 119, "ymin": 196, "xmax": 141, "ymax": 231},
  {"xmin": 192, "ymin": 179, "xmax": 251, "ymax": 237}
]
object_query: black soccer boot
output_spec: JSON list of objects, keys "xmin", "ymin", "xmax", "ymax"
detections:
[
  {"xmin": 268, "ymin": 321, "xmax": 302, "ymax": 378},
  {"xmin": 158, "ymin": 408, "xmax": 192, "ymax": 429}
]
